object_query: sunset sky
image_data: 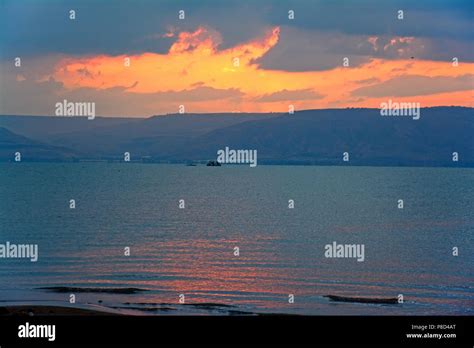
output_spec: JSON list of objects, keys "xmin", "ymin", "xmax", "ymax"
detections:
[{"xmin": 0, "ymin": 0, "xmax": 472, "ymax": 116}]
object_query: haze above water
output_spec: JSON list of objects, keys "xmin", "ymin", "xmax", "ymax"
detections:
[{"xmin": 0, "ymin": 163, "xmax": 473, "ymax": 315}]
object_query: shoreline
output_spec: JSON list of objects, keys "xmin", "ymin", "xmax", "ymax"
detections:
[{"xmin": 0, "ymin": 304, "xmax": 124, "ymax": 316}]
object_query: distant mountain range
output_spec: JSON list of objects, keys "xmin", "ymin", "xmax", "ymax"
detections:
[{"xmin": 0, "ymin": 107, "xmax": 473, "ymax": 167}]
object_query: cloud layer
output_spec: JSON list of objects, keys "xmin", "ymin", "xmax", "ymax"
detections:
[{"xmin": 1, "ymin": 1, "xmax": 472, "ymax": 116}]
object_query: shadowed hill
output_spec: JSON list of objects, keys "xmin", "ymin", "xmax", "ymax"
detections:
[
  {"xmin": 171, "ymin": 107, "xmax": 473, "ymax": 166},
  {"xmin": 0, "ymin": 127, "xmax": 78, "ymax": 160},
  {"xmin": 0, "ymin": 107, "xmax": 472, "ymax": 166}
]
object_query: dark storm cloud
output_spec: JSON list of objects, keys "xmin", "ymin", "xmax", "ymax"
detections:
[
  {"xmin": 352, "ymin": 74, "xmax": 474, "ymax": 97},
  {"xmin": 0, "ymin": 0, "xmax": 472, "ymax": 60}
]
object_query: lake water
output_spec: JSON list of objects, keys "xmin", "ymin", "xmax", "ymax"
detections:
[{"xmin": 0, "ymin": 163, "xmax": 473, "ymax": 315}]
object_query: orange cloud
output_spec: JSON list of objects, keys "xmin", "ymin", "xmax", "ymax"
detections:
[{"xmin": 49, "ymin": 26, "xmax": 474, "ymax": 113}]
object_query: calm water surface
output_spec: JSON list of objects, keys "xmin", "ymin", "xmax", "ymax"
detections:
[{"xmin": 0, "ymin": 163, "xmax": 473, "ymax": 315}]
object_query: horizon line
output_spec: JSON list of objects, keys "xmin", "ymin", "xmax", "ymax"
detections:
[{"xmin": 0, "ymin": 105, "xmax": 472, "ymax": 120}]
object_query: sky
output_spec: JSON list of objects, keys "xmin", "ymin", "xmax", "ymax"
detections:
[{"xmin": 0, "ymin": 0, "xmax": 473, "ymax": 117}]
